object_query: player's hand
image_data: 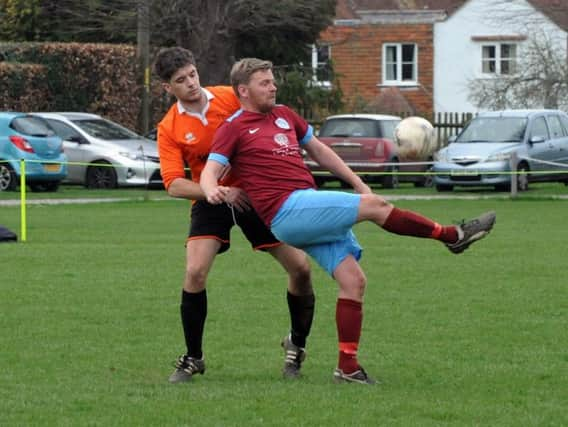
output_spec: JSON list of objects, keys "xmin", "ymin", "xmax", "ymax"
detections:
[
  {"xmin": 224, "ymin": 187, "xmax": 252, "ymax": 212},
  {"xmin": 205, "ymin": 185, "xmax": 230, "ymax": 205}
]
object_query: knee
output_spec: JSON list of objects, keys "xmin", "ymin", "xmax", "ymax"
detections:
[
  {"xmin": 340, "ymin": 270, "xmax": 367, "ymax": 300},
  {"xmin": 288, "ymin": 259, "xmax": 313, "ymax": 293},
  {"xmin": 351, "ymin": 271, "xmax": 367, "ymax": 299},
  {"xmin": 360, "ymin": 194, "xmax": 394, "ymax": 224},
  {"xmin": 184, "ymin": 264, "xmax": 208, "ymax": 292}
]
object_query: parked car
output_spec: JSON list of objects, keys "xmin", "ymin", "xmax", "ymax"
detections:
[
  {"xmin": 0, "ymin": 112, "xmax": 67, "ymax": 192},
  {"xmin": 34, "ymin": 113, "xmax": 162, "ymax": 189},
  {"xmin": 433, "ymin": 109, "xmax": 568, "ymax": 192},
  {"xmin": 305, "ymin": 114, "xmax": 433, "ymax": 188}
]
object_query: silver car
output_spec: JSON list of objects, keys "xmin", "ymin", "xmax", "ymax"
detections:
[
  {"xmin": 433, "ymin": 109, "xmax": 568, "ymax": 191},
  {"xmin": 33, "ymin": 112, "xmax": 162, "ymax": 188}
]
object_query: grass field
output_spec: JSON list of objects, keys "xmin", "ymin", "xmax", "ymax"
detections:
[{"xmin": 1, "ymin": 193, "xmax": 567, "ymax": 426}]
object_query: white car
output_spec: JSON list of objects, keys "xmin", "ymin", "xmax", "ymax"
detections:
[{"xmin": 33, "ymin": 112, "xmax": 162, "ymax": 188}]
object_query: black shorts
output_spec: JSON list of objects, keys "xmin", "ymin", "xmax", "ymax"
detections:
[{"xmin": 188, "ymin": 200, "xmax": 280, "ymax": 254}]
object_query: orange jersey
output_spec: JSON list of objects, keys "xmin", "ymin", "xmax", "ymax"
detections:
[{"xmin": 157, "ymin": 86, "xmax": 241, "ymax": 189}]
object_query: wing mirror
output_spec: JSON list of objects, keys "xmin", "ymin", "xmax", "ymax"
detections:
[{"xmin": 529, "ymin": 135, "xmax": 545, "ymax": 144}]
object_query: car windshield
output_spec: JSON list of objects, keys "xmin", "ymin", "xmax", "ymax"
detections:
[
  {"xmin": 11, "ymin": 116, "xmax": 55, "ymax": 137},
  {"xmin": 72, "ymin": 118, "xmax": 142, "ymax": 140},
  {"xmin": 457, "ymin": 117, "xmax": 527, "ymax": 143},
  {"xmin": 319, "ymin": 119, "xmax": 379, "ymax": 138}
]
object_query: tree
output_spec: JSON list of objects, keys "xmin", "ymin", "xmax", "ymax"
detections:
[
  {"xmin": 467, "ymin": 1, "xmax": 568, "ymax": 110},
  {"xmin": 0, "ymin": 0, "xmax": 137, "ymax": 42},
  {"xmin": 150, "ymin": 0, "xmax": 337, "ymax": 86},
  {"xmin": 468, "ymin": 33, "xmax": 568, "ymax": 110}
]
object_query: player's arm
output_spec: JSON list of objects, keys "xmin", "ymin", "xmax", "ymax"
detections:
[
  {"xmin": 167, "ymin": 177, "xmax": 205, "ymax": 200},
  {"xmin": 201, "ymin": 157, "xmax": 231, "ymax": 205},
  {"xmin": 303, "ymin": 136, "xmax": 372, "ymax": 194},
  {"xmin": 158, "ymin": 126, "xmax": 206, "ymax": 200}
]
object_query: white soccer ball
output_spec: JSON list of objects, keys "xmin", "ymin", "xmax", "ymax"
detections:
[{"xmin": 394, "ymin": 116, "xmax": 435, "ymax": 159}]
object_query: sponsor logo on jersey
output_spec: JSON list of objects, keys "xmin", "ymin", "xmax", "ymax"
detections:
[
  {"xmin": 274, "ymin": 133, "xmax": 289, "ymax": 146},
  {"xmin": 275, "ymin": 118, "xmax": 290, "ymax": 129}
]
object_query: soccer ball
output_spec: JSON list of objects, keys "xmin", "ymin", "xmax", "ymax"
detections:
[{"xmin": 394, "ymin": 116, "xmax": 435, "ymax": 159}]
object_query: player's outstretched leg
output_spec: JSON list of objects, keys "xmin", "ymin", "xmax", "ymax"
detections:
[{"xmin": 445, "ymin": 211, "xmax": 496, "ymax": 254}]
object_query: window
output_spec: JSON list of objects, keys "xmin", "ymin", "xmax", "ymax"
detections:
[
  {"xmin": 46, "ymin": 119, "xmax": 83, "ymax": 141},
  {"xmin": 530, "ymin": 117, "xmax": 549, "ymax": 140},
  {"xmin": 559, "ymin": 115, "xmax": 568, "ymax": 135},
  {"xmin": 312, "ymin": 44, "xmax": 331, "ymax": 83},
  {"xmin": 547, "ymin": 115, "xmax": 565, "ymax": 138},
  {"xmin": 383, "ymin": 43, "xmax": 417, "ymax": 85},
  {"xmin": 481, "ymin": 43, "xmax": 517, "ymax": 75}
]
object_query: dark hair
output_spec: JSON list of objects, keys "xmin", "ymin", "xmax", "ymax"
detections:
[
  {"xmin": 153, "ymin": 47, "xmax": 197, "ymax": 82},
  {"xmin": 230, "ymin": 58, "xmax": 273, "ymax": 97}
]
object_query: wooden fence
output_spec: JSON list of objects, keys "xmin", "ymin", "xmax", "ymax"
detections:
[{"xmin": 431, "ymin": 112, "xmax": 476, "ymax": 150}]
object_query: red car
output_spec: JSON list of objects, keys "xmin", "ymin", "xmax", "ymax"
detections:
[{"xmin": 305, "ymin": 114, "xmax": 433, "ymax": 188}]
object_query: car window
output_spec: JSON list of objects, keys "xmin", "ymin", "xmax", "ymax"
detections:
[
  {"xmin": 457, "ymin": 117, "xmax": 526, "ymax": 142},
  {"xmin": 559, "ymin": 114, "xmax": 568, "ymax": 135},
  {"xmin": 529, "ymin": 117, "xmax": 549, "ymax": 140},
  {"xmin": 546, "ymin": 115, "xmax": 565, "ymax": 138},
  {"xmin": 72, "ymin": 119, "xmax": 141, "ymax": 140},
  {"xmin": 45, "ymin": 119, "xmax": 83, "ymax": 140},
  {"xmin": 10, "ymin": 116, "xmax": 55, "ymax": 137},
  {"xmin": 379, "ymin": 120, "xmax": 400, "ymax": 140},
  {"xmin": 319, "ymin": 119, "xmax": 379, "ymax": 138}
]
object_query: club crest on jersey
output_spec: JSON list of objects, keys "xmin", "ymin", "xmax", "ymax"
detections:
[
  {"xmin": 274, "ymin": 133, "xmax": 289, "ymax": 146},
  {"xmin": 185, "ymin": 133, "xmax": 196, "ymax": 142},
  {"xmin": 275, "ymin": 118, "xmax": 290, "ymax": 129}
]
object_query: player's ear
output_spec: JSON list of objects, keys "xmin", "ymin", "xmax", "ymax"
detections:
[
  {"xmin": 162, "ymin": 82, "xmax": 172, "ymax": 94},
  {"xmin": 237, "ymin": 84, "xmax": 248, "ymax": 99}
]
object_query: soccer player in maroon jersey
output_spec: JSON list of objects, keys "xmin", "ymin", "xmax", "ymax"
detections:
[{"xmin": 201, "ymin": 58, "xmax": 496, "ymax": 384}]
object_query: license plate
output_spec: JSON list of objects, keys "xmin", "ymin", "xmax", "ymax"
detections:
[
  {"xmin": 333, "ymin": 146, "xmax": 360, "ymax": 155},
  {"xmin": 450, "ymin": 169, "xmax": 478, "ymax": 176},
  {"xmin": 44, "ymin": 163, "xmax": 61, "ymax": 173}
]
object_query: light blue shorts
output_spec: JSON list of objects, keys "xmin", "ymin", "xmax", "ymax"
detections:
[{"xmin": 271, "ymin": 189, "xmax": 362, "ymax": 276}]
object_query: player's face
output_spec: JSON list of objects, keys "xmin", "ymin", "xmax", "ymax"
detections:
[
  {"xmin": 163, "ymin": 64, "xmax": 203, "ymax": 105},
  {"xmin": 243, "ymin": 69, "xmax": 277, "ymax": 113}
]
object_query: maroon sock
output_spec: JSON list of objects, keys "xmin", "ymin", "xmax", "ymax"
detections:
[
  {"xmin": 336, "ymin": 298, "xmax": 362, "ymax": 374},
  {"xmin": 382, "ymin": 207, "xmax": 458, "ymax": 243}
]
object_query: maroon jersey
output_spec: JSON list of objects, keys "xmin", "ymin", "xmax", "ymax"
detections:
[{"xmin": 209, "ymin": 105, "xmax": 316, "ymax": 225}]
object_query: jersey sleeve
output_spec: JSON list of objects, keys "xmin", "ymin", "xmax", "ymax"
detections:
[
  {"xmin": 208, "ymin": 121, "xmax": 238, "ymax": 166},
  {"xmin": 285, "ymin": 106, "xmax": 313, "ymax": 145},
  {"xmin": 157, "ymin": 122, "xmax": 186, "ymax": 190}
]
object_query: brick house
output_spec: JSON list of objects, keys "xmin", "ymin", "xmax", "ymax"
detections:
[{"xmin": 317, "ymin": 0, "xmax": 568, "ymax": 115}]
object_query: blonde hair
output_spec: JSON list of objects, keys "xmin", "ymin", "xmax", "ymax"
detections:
[{"xmin": 230, "ymin": 58, "xmax": 273, "ymax": 97}]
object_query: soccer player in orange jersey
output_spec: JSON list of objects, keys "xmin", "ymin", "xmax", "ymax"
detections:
[{"xmin": 154, "ymin": 48, "xmax": 315, "ymax": 383}]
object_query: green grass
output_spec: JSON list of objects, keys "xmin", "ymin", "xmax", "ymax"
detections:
[{"xmin": 1, "ymin": 197, "xmax": 567, "ymax": 426}]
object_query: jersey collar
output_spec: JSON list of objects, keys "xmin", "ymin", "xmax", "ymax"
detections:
[{"xmin": 176, "ymin": 88, "xmax": 214, "ymax": 125}]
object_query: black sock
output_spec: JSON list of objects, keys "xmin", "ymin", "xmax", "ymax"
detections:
[
  {"xmin": 287, "ymin": 292, "xmax": 315, "ymax": 349},
  {"xmin": 180, "ymin": 289, "xmax": 207, "ymax": 359}
]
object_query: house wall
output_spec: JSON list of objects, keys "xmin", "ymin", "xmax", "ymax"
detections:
[
  {"xmin": 320, "ymin": 23, "xmax": 435, "ymax": 115},
  {"xmin": 434, "ymin": 0, "xmax": 567, "ymax": 114}
]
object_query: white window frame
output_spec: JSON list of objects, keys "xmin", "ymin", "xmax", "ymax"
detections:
[
  {"xmin": 311, "ymin": 44, "xmax": 331, "ymax": 87},
  {"xmin": 481, "ymin": 43, "xmax": 518, "ymax": 75},
  {"xmin": 382, "ymin": 43, "xmax": 418, "ymax": 86}
]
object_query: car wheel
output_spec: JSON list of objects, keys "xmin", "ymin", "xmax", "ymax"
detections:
[
  {"xmin": 86, "ymin": 162, "xmax": 118, "ymax": 189},
  {"xmin": 436, "ymin": 184, "xmax": 454, "ymax": 192},
  {"xmin": 414, "ymin": 165, "xmax": 434, "ymax": 188},
  {"xmin": 0, "ymin": 163, "xmax": 17, "ymax": 192},
  {"xmin": 383, "ymin": 162, "xmax": 399, "ymax": 189},
  {"xmin": 29, "ymin": 181, "xmax": 61, "ymax": 192},
  {"xmin": 517, "ymin": 163, "xmax": 529, "ymax": 191}
]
